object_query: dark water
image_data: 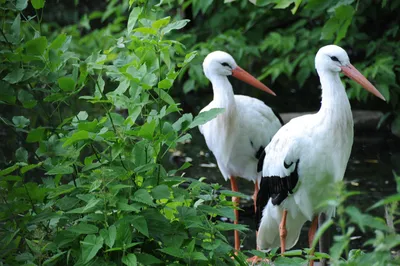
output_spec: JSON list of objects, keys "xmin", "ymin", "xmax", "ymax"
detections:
[{"xmin": 169, "ymin": 126, "xmax": 400, "ymax": 253}]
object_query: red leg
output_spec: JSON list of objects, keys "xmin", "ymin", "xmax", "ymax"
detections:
[
  {"xmin": 253, "ymin": 180, "xmax": 259, "ymax": 214},
  {"xmin": 230, "ymin": 176, "xmax": 240, "ymax": 251},
  {"xmin": 280, "ymin": 209, "xmax": 288, "ymax": 255},
  {"xmin": 308, "ymin": 216, "xmax": 319, "ymax": 266}
]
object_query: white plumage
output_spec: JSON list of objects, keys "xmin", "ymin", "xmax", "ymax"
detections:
[
  {"xmin": 198, "ymin": 51, "xmax": 282, "ymax": 250},
  {"xmin": 256, "ymin": 45, "xmax": 385, "ymax": 252}
]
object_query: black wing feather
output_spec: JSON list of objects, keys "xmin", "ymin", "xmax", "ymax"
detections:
[{"xmin": 255, "ymin": 160, "xmax": 300, "ymax": 228}]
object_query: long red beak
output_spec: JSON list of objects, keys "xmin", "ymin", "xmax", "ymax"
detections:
[
  {"xmin": 232, "ymin": 66, "xmax": 276, "ymax": 96},
  {"xmin": 341, "ymin": 64, "xmax": 386, "ymax": 101}
]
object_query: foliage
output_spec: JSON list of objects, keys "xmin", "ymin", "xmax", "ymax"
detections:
[
  {"xmin": 172, "ymin": 0, "xmax": 400, "ymax": 133},
  {"xmin": 0, "ymin": 1, "xmax": 250, "ymax": 265}
]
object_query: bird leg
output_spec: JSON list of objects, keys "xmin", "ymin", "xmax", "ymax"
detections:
[
  {"xmin": 230, "ymin": 176, "xmax": 240, "ymax": 251},
  {"xmin": 253, "ymin": 180, "xmax": 259, "ymax": 213},
  {"xmin": 319, "ymin": 213, "xmax": 330, "ymax": 266},
  {"xmin": 308, "ymin": 216, "xmax": 319, "ymax": 266},
  {"xmin": 279, "ymin": 209, "xmax": 288, "ymax": 255}
]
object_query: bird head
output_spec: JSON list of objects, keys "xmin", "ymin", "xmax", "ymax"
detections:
[
  {"xmin": 202, "ymin": 51, "xmax": 276, "ymax": 96},
  {"xmin": 315, "ymin": 45, "xmax": 385, "ymax": 101}
]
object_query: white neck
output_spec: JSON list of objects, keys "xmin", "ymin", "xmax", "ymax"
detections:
[
  {"xmin": 318, "ymin": 70, "xmax": 352, "ymax": 117},
  {"xmin": 209, "ymin": 74, "xmax": 236, "ymax": 112}
]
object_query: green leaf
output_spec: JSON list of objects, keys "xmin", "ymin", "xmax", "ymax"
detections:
[
  {"xmin": 138, "ymin": 120, "xmax": 157, "ymax": 139},
  {"xmin": 127, "ymin": 7, "xmax": 142, "ymax": 35},
  {"xmin": 11, "ymin": 14, "xmax": 21, "ymax": 39},
  {"xmin": 42, "ymin": 251, "xmax": 66, "ymax": 265},
  {"xmin": 63, "ymin": 130, "xmax": 90, "ymax": 147},
  {"xmin": 161, "ymin": 19, "xmax": 190, "ymax": 35},
  {"xmin": 21, "ymin": 163, "xmax": 42, "ymax": 174},
  {"xmin": 151, "ymin": 184, "xmax": 170, "ymax": 200},
  {"xmin": 154, "ymin": 88, "xmax": 175, "ymax": 106},
  {"xmin": 0, "ymin": 81, "xmax": 16, "ymax": 104},
  {"xmin": 189, "ymin": 108, "xmax": 225, "ymax": 129},
  {"xmin": 16, "ymin": 0, "xmax": 28, "ymax": 10},
  {"xmin": 31, "ymin": 0, "xmax": 44, "ymax": 9},
  {"xmin": 12, "ymin": 115, "xmax": 30, "ymax": 128},
  {"xmin": 25, "ymin": 37, "xmax": 47, "ymax": 55},
  {"xmin": 80, "ymin": 235, "xmax": 104, "ymax": 264},
  {"xmin": 158, "ymin": 78, "xmax": 173, "ymax": 89},
  {"xmin": 50, "ymin": 33, "xmax": 67, "ymax": 50},
  {"xmin": 0, "ymin": 164, "xmax": 19, "ymax": 176},
  {"xmin": 18, "ymin": 90, "xmax": 37, "ymax": 108},
  {"xmin": 99, "ymin": 225, "xmax": 116, "ymax": 248},
  {"xmin": 136, "ymin": 253, "xmax": 162, "ymax": 265},
  {"xmin": 58, "ymin": 77, "xmax": 76, "ymax": 92},
  {"xmin": 133, "ymin": 189, "xmax": 156, "ymax": 207},
  {"xmin": 27, "ymin": 127, "xmax": 45, "ymax": 143},
  {"xmin": 134, "ymin": 27, "xmax": 157, "ymax": 35},
  {"xmin": 122, "ymin": 254, "xmax": 137, "ymax": 266},
  {"xmin": 46, "ymin": 165, "xmax": 73, "ymax": 175},
  {"xmin": 159, "ymin": 246, "xmax": 185, "ymax": 258},
  {"xmin": 3, "ymin": 69, "xmax": 24, "ymax": 84},
  {"xmin": 152, "ymin": 16, "xmax": 171, "ymax": 29},
  {"xmin": 16, "ymin": 147, "xmax": 28, "ymax": 163},
  {"xmin": 131, "ymin": 216, "xmax": 149, "ymax": 237},
  {"xmin": 68, "ymin": 223, "xmax": 99, "ymax": 235}
]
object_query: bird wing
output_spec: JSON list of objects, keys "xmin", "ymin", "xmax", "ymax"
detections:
[
  {"xmin": 234, "ymin": 95, "xmax": 282, "ymax": 160},
  {"xmin": 256, "ymin": 115, "xmax": 314, "ymax": 224}
]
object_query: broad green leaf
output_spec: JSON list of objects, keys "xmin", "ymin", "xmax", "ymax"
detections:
[
  {"xmin": 131, "ymin": 215, "xmax": 149, "ymax": 237},
  {"xmin": 12, "ymin": 115, "xmax": 30, "ymax": 128},
  {"xmin": 21, "ymin": 163, "xmax": 42, "ymax": 174},
  {"xmin": 18, "ymin": 90, "xmax": 37, "ymax": 109},
  {"xmin": 11, "ymin": 14, "xmax": 21, "ymax": 39},
  {"xmin": 134, "ymin": 27, "xmax": 157, "ymax": 35},
  {"xmin": 173, "ymin": 113, "xmax": 193, "ymax": 131},
  {"xmin": 15, "ymin": 147, "xmax": 28, "ymax": 163},
  {"xmin": 189, "ymin": 108, "xmax": 225, "ymax": 129},
  {"xmin": 3, "ymin": 69, "xmax": 24, "ymax": 84},
  {"xmin": 122, "ymin": 254, "xmax": 137, "ymax": 266},
  {"xmin": 161, "ymin": 19, "xmax": 190, "ymax": 35},
  {"xmin": 127, "ymin": 7, "xmax": 142, "ymax": 35},
  {"xmin": 151, "ymin": 184, "xmax": 170, "ymax": 200},
  {"xmin": 58, "ymin": 77, "xmax": 76, "ymax": 92},
  {"xmin": 80, "ymin": 235, "xmax": 104, "ymax": 264},
  {"xmin": 158, "ymin": 78, "xmax": 173, "ymax": 89},
  {"xmin": 68, "ymin": 223, "xmax": 99, "ymax": 235},
  {"xmin": 46, "ymin": 165, "xmax": 73, "ymax": 175},
  {"xmin": 159, "ymin": 246, "xmax": 185, "ymax": 258},
  {"xmin": 100, "ymin": 225, "xmax": 116, "ymax": 248},
  {"xmin": 152, "ymin": 16, "xmax": 171, "ymax": 29},
  {"xmin": 31, "ymin": 0, "xmax": 44, "ymax": 9},
  {"xmin": 27, "ymin": 127, "xmax": 46, "ymax": 142},
  {"xmin": 50, "ymin": 34, "xmax": 67, "ymax": 50},
  {"xmin": 0, "ymin": 164, "xmax": 19, "ymax": 176},
  {"xmin": 42, "ymin": 251, "xmax": 66, "ymax": 265},
  {"xmin": 16, "ymin": 0, "xmax": 28, "ymax": 10},
  {"xmin": 62, "ymin": 130, "xmax": 90, "ymax": 147},
  {"xmin": 25, "ymin": 37, "xmax": 47, "ymax": 55},
  {"xmin": 138, "ymin": 120, "xmax": 157, "ymax": 139},
  {"xmin": 154, "ymin": 88, "xmax": 175, "ymax": 106},
  {"xmin": 0, "ymin": 81, "xmax": 16, "ymax": 104},
  {"xmin": 136, "ymin": 253, "xmax": 162, "ymax": 264},
  {"xmin": 133, "ymin": 189, "xmax": 156, "ymax": 207}
]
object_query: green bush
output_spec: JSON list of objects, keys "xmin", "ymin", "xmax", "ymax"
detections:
[{"xmin": 0, "ymin": 1, "xmax": 249, "ymax": 265}]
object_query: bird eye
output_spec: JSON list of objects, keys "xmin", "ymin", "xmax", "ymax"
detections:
[
  {"xmin": 330, "ymin": 56, "xmax": 340, "ymax": 62},
  {"xmin": 221, "ymin": 62, "xmax": 231, "ymax": 68}
]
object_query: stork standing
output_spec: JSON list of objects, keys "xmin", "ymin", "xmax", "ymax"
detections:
[
  {"xmin": 256, "ymin": 45, "xmax": 385, "ymax": 264},
  {"xmin": 199, "ymin": 51, "xmax": 282, "ymax": 250}
]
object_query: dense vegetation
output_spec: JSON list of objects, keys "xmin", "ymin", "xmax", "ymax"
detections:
[{"xmin": 0, "ymin": 0, "xmax": 399, "ymax": 265}]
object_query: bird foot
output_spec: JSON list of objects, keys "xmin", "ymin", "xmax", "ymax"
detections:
[{"xmin": 246, "ymin": 256, "xmax": 269, "ymax": 265}]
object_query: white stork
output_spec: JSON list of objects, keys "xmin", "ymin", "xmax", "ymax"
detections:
[
  {"xmin": 199, "ymin": 51, "xmax": 282, "ymax": 250},
  {"xmin": 256, "ymin": 45, "xmax": 385, "ymax": 263}
]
